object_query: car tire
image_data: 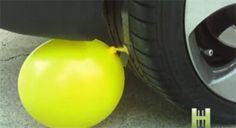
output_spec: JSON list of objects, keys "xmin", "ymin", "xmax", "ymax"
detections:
[{"xmin": 105, "ymin": 0, "xmax": 236, "ymax": 124}]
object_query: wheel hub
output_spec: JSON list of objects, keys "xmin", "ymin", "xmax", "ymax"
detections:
[{"xmin": 185, "ymin": 2, "xmax": 236, "ymax": 102}]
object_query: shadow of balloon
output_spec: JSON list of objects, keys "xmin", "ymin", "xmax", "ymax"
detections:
[{"xmin": 97, "ymin": 69, "xmax": 190, "ymax": 128}]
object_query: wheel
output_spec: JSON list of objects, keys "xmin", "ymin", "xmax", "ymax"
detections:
[{"xmin": 105, "ymin": 0, "xmax": 236, "ymax": 124}]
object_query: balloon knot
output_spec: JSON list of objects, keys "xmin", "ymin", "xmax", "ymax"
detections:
[{"xmin": 109, "ymin": 46, "xmax": 129, "ymax": 55}]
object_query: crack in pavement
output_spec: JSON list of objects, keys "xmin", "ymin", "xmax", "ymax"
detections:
[{"xmin": 0, "ymin": 54, "xmax": 29, "ymax": 62}]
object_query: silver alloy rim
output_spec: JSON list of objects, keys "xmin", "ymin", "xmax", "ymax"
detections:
[{"xmin": 185, "ymin": 0, "xmax": 236, "ymax": 102}]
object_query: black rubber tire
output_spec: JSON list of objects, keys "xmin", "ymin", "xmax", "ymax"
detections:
[{"xmin": 105, "ymin": 0, "xmax": 236, "ymax": 124}]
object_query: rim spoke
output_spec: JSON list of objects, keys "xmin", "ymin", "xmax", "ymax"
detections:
[
  {"xmin": 185, "ymin": 0, "xmax": 236, "ymax": 38},
  {"xmin": 209, "ymin": 69, "xmax": 236, "ymax": 102},
  {"xmin": 219, "ymin": 25, "xmax": 236, "ymax": 48}
]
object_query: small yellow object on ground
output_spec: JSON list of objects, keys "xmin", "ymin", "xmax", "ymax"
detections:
[{"xmin": 18, "ymin": 39, "xmax": 125, "ymax": 128}]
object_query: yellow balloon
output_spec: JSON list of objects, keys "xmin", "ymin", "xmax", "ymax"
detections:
[{"xmin": 18, "ymin": 39, "xmax": 125, "ymax": 128}]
